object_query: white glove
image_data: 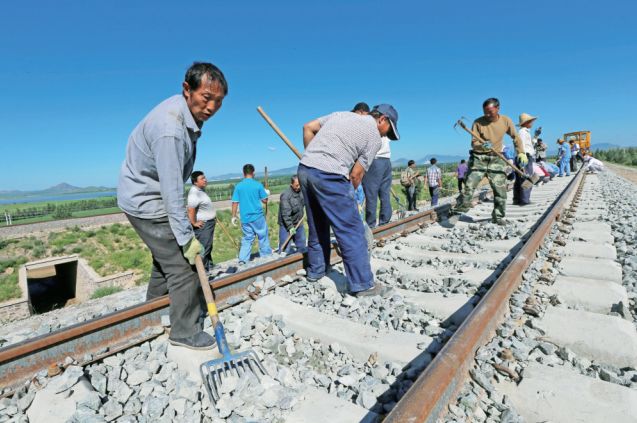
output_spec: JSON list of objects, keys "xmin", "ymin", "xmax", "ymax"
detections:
[
  {"xmin": 231, "ymin": 217, "xmax": 238, "ymax": 227},
  {"xmin": 265, "ymin": 189, "xmax": 271, "ymax": 196}
]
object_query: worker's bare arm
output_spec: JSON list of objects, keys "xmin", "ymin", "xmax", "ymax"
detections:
[
  {"xmin": 350, "ymin": 161, "xmax": 365, "ymax": 189},
  {"xmin": 303, "ymin": 119, "xmax": 322, "ymax": 148}
]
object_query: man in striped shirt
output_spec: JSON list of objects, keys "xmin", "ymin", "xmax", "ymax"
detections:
[
  {"xmin": 298, "ymin": 104, "xmax": 399, "ymax": 297},
  {"xmin": 425, "ymin": 158, "xmax": 442, "ymax": 206}
]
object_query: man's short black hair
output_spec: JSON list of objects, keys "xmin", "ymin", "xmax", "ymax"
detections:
[
  {"xmin": 430, "ymin": 158, "xmax": 437, "ymax": 165},
  {"xmin": 482, "ymin": 97, "xmax": 500, "ymax": 109},
  {"xmin": 243, "ymin": 164, "xmax": 255, "ymax": 175},
  {"xmin": 407, "ymin": 160, "xmax": 415, "ymax": 166},
  {"xmin": 290, "ymin": 175, "xmax": 299, "ymax": 184},
  {"xmin": 460, "ymin": 159, "xmax": 466, "ymax": 164},
  {"xmin": 191, "ymin": 170, "xmax": 204, "ymax": 184},
  {"xmin": 351, "ymin": 102, "xmax": 370, "ymax": 113},
  {"xmin": 538, "ymin": 138, "xmax": 543, "ymax": 142},
  {"xmin": 185, "ymin": 62, "xmax": 228, "ymax": 95}
]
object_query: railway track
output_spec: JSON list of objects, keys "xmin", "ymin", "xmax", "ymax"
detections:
[{"xmin": 2, "ymin": 169, "xmax": 634, "ymax": 422}]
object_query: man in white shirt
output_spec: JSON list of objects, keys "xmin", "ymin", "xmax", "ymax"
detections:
[
  {"xmin": 514, "ymin": 113, "xmax": 538, "ymax": 206},
  {"xmin": 187, "ymin": 171, "xmax": 217, "ymax": 272}
]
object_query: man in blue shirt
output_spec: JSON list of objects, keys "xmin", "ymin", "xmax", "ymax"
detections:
[
  {"xmin": 557, "ymin": 139, "xmax": 572, "ymax": 177},
  {"xmin": 231, "ymin": 164, "xmax": 273, "ymax": 264}
]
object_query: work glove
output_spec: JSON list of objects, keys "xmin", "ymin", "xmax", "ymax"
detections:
[
  {"xmin": 231, "ymin": 216, "xmax": 238, "ymax": 227},
  {"xmin": 264, "ymin": 189, "xmax": 271, "ymax": 196},
  {"xmin": 182, "ymin": 237, "xmax": 203, "ymax": 265},
  {"xmin": 482, "ymin": 141, "xmax": 493, "ymax": 150},
  {"xmin": 289, "ymin": 227, "xmax": 296, "ymax": 236},
  {"xmin": 517, "ymin": 153, "xmax": 529, "ymax": 166},
  {"xmin": 534, "ymin": 127, "xmax": 542, "ymax": 137}
]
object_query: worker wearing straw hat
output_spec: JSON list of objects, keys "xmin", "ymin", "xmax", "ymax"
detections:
[{"xmin": 513, "ymin": 113, "xmax": 539, "ymax": 206}]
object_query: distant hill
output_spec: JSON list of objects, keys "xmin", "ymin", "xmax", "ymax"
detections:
[
  {"xmin": 392, "ymin": 154, "xmax": 466, "ymax": 167},
  {"xmin": 0, "ymin": 183, "xmax": 114, "ymax": 199}
]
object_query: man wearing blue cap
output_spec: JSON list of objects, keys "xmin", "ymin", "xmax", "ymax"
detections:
[{"xmin": 298, "ymin": 104, "xmax": 399, "ymax": 297}]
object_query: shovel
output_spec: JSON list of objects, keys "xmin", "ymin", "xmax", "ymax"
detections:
[
  {"xmin": 390, "ymin": 187, "xmax": 407, "ymax": 219},
  {"xmin": 454, "ymin": 119, "xmax": 538, "ymax": 190},
  {"xmin": 257, "ymin": 105, "xmax": 375, "ymax": 251},
  {"xmin": 194, "ymin": 255, "xmax": 267, "ymax": 404},
  {"xmin": 279, "ymin": 216, "xmax": 305, "ymax": 253}
]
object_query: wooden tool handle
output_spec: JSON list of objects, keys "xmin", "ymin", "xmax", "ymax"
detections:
[
  {"xmin": 456, "ymin": 120, "xmax": 527, "ymax": 177},
  {"xmin": 257, "ymin": 106, "xmax": 303, "ymax": 159},
  {"xmin": 195, "ymin": 255, "xmax": 220, "ymax": 324},
  {"xmin": 280, "ymin": 216, "xmax": 305, "ymax": 252},
  {"xmin": 216, "ymin": 219, "xmax": 239, "ymax": 251}
]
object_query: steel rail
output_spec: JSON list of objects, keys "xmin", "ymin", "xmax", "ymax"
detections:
[
  {"xmin": 385, "ymin": 170, "xmax": 585, "ymax": 423},
  {"xmin": 0, "ymin": 205, "xmax": 441, "ymax": 391}
]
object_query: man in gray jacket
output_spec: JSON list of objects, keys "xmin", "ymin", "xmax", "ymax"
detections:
[
  {"xmin": 278, "ymin": 175, "xmax": 306, "ymax": 253},
  {"xmin": 117, "ymin": 62, "xmax": 227, "ymax": 350}
]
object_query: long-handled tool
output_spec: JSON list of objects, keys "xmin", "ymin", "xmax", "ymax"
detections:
[
  {"xmin": 390, "ymin": 187, "xmax": 407, "ymax": 219},
  {"xmin": 279, "ymin": 216, "xmax": 305, "ymax": 253},
  {"xmin": 194, "ymin": 255, "xmax": 267, "ymax": 404},
  {"xmin": 257, "ymin": 106, "xmax": 375, "ymax": 250},
  {"xmin": 454, "ymin": 119, "xmax": 538, "ymax": 189},
  {"xmin": 216, "ymin": 218, "xmax": 240, "ymax": 252}
]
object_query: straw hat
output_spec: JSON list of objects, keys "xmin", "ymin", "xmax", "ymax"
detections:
[{"xmin": 517, "ymin": 113, "xmax": 537, "ymax": 127}]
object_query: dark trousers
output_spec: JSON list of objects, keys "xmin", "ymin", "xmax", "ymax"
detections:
[
  {"xmin": 428, "ymin": 185, "xmax": 440, "ymax": 206},
  {"xmin": 362, "ymin": 157, "xmax": 392, "ymax": 228},
  {"xmin": 278, "ymin": 224, "xmax": 307, "ymax": 254},
  {"xmin": 126, "ymin": 214, "xmax": 204, "ymax": 339},
  {"xmin": 513, "ymin": 153, "xmax": 534, "ymax": 205},
  {"xmin": 194, "ymin": 218, "xmax": 216, "ymax": 271},
  {"xmin": 457, "ymin": 178, "xmax": 465, "ymax": 193},
  {"xmin": 297, "ymin": 164, "xmax": 373, "ymax": 293},
  {"xmin": 405, "ymin": 185, "xmax": 418, "ymax": 211}
]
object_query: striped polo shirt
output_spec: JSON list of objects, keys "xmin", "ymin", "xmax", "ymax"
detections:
[{"xmin": 300, "ymin": 112, "xmax": 382, "ymax": 177}]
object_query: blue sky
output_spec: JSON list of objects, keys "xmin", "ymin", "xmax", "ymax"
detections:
[{"xmin": 1, "ymin": 0, "xmax": 636, "ymax": 190}]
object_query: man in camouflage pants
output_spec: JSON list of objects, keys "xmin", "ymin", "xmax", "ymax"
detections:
[{"xmin": 454, "ymin": 98, "xmax": 527, "ymax": 225}]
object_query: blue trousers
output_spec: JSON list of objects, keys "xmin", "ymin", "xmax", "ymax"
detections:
[
  {"xmin": 278, "ymin": 224, "xmax": 307, "ymax": 254},
  {"xmin": 239, "ymin": 216, "xmax": 272, "ymax": 263},
  {"xmin": 558, "ymin": 158, "xmax": 571, "ymax": 176},
  {"xmin": 297, "ymin": 164, "xmax": 374, "ymax": 293},
  {"xmin": 362, "ymin": 157, "xmax": 392, "ymax": 228},
  {"xmin": 428, "ymin": 186, "xmax": 440, "ymax": 206}
]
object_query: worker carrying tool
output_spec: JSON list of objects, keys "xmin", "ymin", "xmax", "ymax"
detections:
[
  {"xmin": 231, "ymin": 164, "xmax": 273, "ymax": 265},
  {"xmin": 452, "ymin": 98, "xmax": 527, "ymax": 225},
  {"xmin": 298, "ymin": 104, "xmax": 399, "ymax": 297},
  {"xmin": 556, "ymin": 138, "xmax": 572, "ymax": 177},
  {"xmin": 278, "ymin": 175, "xmax": 306, "ymax": 254},
  {"xmin": 513, "ymin": 113, "xmax": 540, "ymax": 206},
  {"xmin": 117, "ymin": 62, "xmax": 227, "ymax": 350}
]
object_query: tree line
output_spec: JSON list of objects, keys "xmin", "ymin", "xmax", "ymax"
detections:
[
  {"xmin": 593, "ymin": 147, "xmax": 637, "ymax": 167},
  {"xmin": 2, "ymin": 197, "xmax": 118, "ymax": 221}
]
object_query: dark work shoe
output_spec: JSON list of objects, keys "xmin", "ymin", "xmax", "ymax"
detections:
[
  {"xmin": 492, "ymin": 218, "xmax": 510, "ymax": 226},
  {"xmin": 306, "ymin": 275, "xmax": 322, "ymax": 282},
  {"xmin": 353, "ymin": 284, "xmax": 392, "ymax": 298},
  {"xmin": 169, "ymin": 331, "xmax": 216, "ymax": 350}
]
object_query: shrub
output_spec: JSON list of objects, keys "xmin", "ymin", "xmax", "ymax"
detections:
[{"xmin": 0, "ymin": 272, "xmax": 20, "ymax": 302}]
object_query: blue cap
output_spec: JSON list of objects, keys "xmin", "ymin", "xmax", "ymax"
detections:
[{"xmin": 372, "ymin": 104, "xmax": 400, "ymax": 140}]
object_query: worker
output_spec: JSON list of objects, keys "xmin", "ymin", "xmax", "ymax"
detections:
[
  {"xmin": 583, "ymin": 154, "xmax": 605, "ymax": 173},
  {"xmin": 569, "ymin": 139, "xmax": 581, "ymax": 172},
  {"xmin": 278, "ymin": 175, "xmax": 306, "ymax": 254},
  {"xmin": 362, "ymin": 134, "xmax": 394, "ymax": 228},
  {"xmin": 298, "ymin": 104, "xmax": 399, "ymax": 296},
  {"xmin": 453, "ymin": 98, "xmax": 527, "ymax": 225},
  {"xmin": 401, "ymin": 160, "xmax": 421, "ymax": 211},
  {"xmin": 425, "ymin": 158, "xmax": 442, "ymax": 206},
  {"xmin": 535, "ymin": 138, "xmax": 547, "ymax": 162},
  {"xmin": 351, "ymin": 102, "xmax": 370, "ymax": 115},
  {"xmin": 231, "ymin": 164, "xmax": 272, "ymax": 264},
  {"xmin": 117, "ymin": 62, "xmax": 227, "ymax": 350},
  {"xmin": 456, "ymin": 159, "xmax": 468, "ymax": 193},
  {"xmin": 187, "ymin": 171, "xmax": 217, "ymax": 272},
  {"xmin": 513, "ymin": 113, "xmax": 538, "ymax": 206},
  {"xmin": 557, "ymin": 139, "xmax": 571, "ymax": 177}
]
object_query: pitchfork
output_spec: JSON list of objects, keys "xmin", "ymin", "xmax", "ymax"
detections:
[{"xmin": 194, "ymin": 255, "xmax": 267, "ymax": 404}]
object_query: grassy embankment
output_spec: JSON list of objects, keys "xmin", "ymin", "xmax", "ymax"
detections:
[{"xmin": 0, "ymin": 204, "xmax": 284, "ymax": 303}]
